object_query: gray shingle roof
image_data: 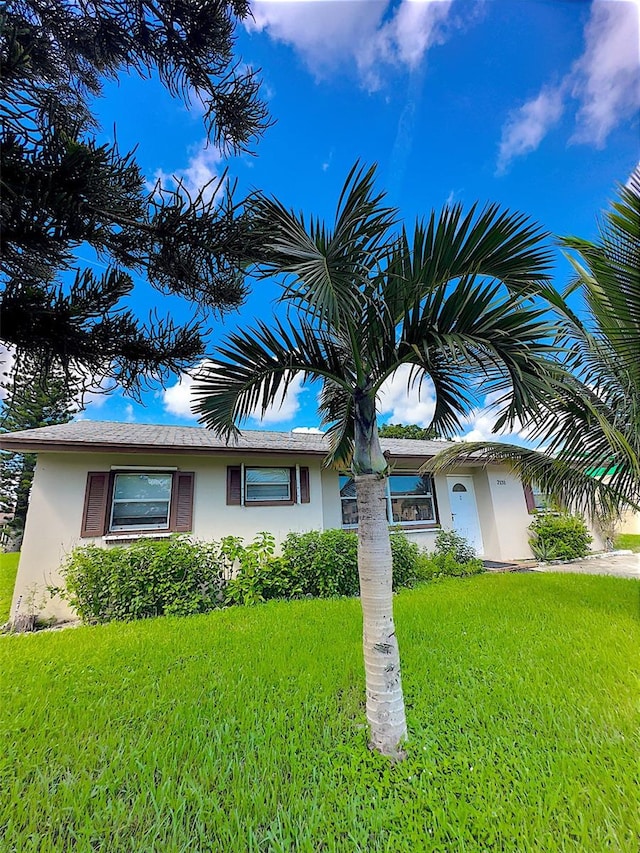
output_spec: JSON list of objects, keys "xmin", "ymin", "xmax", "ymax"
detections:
[{"xmin": 0, "ymin": 419, "xmax": 454, "ymax": 459}]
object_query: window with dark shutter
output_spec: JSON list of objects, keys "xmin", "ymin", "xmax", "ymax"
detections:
[
  {"xmin": 81, "ymin": 472, "xmax": 110, "ymax": 537},
  {"xmin": 523, "ymin": 484, "xmax": 536, "ymax": 513}
]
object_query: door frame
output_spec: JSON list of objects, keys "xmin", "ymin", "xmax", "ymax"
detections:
[{"xmin": 446, "ymin": 475, "xmax": 485, "ymax": 556}]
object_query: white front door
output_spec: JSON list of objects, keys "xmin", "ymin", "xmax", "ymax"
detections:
[{"xmin": 446, "ymin": 476, "xmax": 484, "ymax": 556}]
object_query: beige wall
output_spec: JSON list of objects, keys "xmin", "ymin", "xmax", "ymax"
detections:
[
  {"xmin": 13, "ymin": 451, "xmax": 327, "ymax": 621},
  {"xmin": 618, "ymin": 509, "xmax": 640, "ymax": 536},
  {"xmin": 13, "ymin": 451, "xmax": 542, "ymax": 623}
]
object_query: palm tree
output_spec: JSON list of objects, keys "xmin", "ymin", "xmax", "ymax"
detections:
[
  {"xmin": 193, "ymin": 163, "xmax": 566, "ymax": 757},
  {"xmin": 428, "ymin": 168, "xmax": 640, "ymax": 525}
]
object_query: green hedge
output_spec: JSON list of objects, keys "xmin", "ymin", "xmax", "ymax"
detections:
[
  {"xmin": 57, "ymin": 537, "xmax": 232, "ymax": 623},
  {"xmin": 58, "ymin": 528, "xmax": 485, "ymax": 623}
]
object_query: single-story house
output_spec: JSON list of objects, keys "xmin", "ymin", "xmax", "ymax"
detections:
[{"xmin": 1, "ymin": 420, "xmax": 595, "ymax": 623}]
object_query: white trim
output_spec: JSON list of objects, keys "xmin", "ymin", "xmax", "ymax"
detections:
[
  {"xmin": 110, "ymin": 465, "xmax": 177, "ymax": 471},
  {"xmin": 295, "ymin": 464, "xmax": 301, "ymax": 504},
  {"xmin": 103, "ymin": 532, "xmax": 174, "ymax": 542}
]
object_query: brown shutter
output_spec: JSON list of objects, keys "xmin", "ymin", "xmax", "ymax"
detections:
[
  {"xmin": 300, "ymin": 467, "xmax": 310, "ymax": 503},
  {"xmin": 172, "ymin": 472, "xmax": 194, "ymax": 532},
  {"xmin": 227, "ymin": 466, "xmax": 242, "ymax": 505},
  {"xmin": 81, "ymin": 472, "xmax": 110, "ymax": 537},
  {"xmin": 523, "ymin": 484, "xmax": 535, "ymax": 513}
]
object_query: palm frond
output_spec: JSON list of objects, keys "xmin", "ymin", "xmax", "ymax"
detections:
[
  {"xmin": 247, "ymin": 162, "xmax": 397, "ymax": 330},
  {"xmin": 192, "ymin": 317, "xmax": 352, "ymax": 437},
  {"xmin": 425, "ymin": 442, "xmax": 640, "ymax": 518},
  {"xmin": 318, "ymin": 380, "xmax": 355, "ymax": 469}
]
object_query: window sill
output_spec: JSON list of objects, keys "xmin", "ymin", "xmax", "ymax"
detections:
[{"xmin": 103, "ymin": 531, "xmax": 174, "ymax": 542}]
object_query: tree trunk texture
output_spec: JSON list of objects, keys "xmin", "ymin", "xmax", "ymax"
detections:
[{"xmin": 355, "ymin": 472, "xmax": 408, "ymax": 758}]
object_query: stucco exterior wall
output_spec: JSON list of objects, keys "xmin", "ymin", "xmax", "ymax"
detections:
[
  {"xmin": 12, "ymin": 450, "xmax": 542, "ymax": 623},
  {"xmin": 12, "ymin": 451, "xmax": 328, "ymax": 622},
  {"xmin": 618, "ymin": 509, "xmax": 640, "ymax": 535}
]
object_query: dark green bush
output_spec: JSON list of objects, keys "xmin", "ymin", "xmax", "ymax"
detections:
[
  {"xmin": 280, "ymin": 528, "xmax": 422, "ymax": 597},
  {"xmin": 529, "ymin": 513, "xmax": 592, "ymax": 561},
  {"xmin": 281, "ymin": 529, "xmax": 359, "ymax": 597},
  {"xmin": 58, "ymin": 536, "xmax": 233, "ymax": 623}
]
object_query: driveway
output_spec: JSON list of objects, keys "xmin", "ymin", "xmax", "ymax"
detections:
[{"xmin": 533, "ymin": 552, "xmax": 640, "ymax": 581}]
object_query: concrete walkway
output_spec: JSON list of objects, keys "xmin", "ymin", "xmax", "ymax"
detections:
[{"xmin": 533, "ymin": 551, "xmax": 640, "ymax": 581}]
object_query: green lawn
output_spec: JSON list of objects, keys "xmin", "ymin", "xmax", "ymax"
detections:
[
  {"xmin": 0, "ymin": 552, "xmax": 19, "ymax": 623},
  {"xmin": 615, "ymin": 533, "xmax": 640, "ymax": 553},
  {"xmin": 1, "ymin": 573, "xmax": 638, "ymax": 852}
]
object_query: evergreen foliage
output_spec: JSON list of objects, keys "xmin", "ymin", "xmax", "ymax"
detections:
[
  {"xmin": 0, "ymin": 355, "xmax": 79, "ymax": 539},
  {"xmin": 0, "ymin": 1, "xmax": 269, "ymax": 395},
  {"xmin": 529, "ymin": 513, "xmax": 592, "ymax": 562}
]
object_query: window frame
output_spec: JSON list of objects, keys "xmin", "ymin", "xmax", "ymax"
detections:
[
  {"xmin": 244, "ymin": 466, "xmax": 293, "ymax": 505},
  {"xmin": 339, "ymin": 472, "xmax": 440, "ymax": 530},
  {"xmin": 226, "ymin": 465, "xmax": 310, "ymax": 507},
  {"xmin": 108, "ymin": 471, "xmax": 174, "ymax": 533}
]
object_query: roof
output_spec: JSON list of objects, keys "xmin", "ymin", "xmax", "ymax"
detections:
[{"xmin": 0, "ymin": 420, "xmax": 455, "ymax": 460}]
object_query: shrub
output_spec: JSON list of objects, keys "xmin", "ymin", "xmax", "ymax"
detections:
[
  {"xmin": 58, "ymin": 536, "xmax": 232, "ymax": 623},
  {"xmin": 529, "ymin": 513, "xmax": 592, "ymax": 561},
  {"xmin": 223, "ymin": 533, "xmax": 305, "ymax": 605},
  {"xmin": 281, "ymin": 529, "xmax": 359, "ymax": 597},
  {"xmin": 433, "ymin": 529, "xmax": 477, "ymax": 563},
  {"xmin": 280, "ymin": 528, "xmax": 423, "ymax": 597}
]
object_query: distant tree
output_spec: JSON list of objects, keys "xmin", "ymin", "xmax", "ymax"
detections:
[
  {"xmin": 0, "ymin": 357, "xmax": 79, "ymax": 545},
  {"xmin": 378, "ymin": 423, "xmax": 439, "ymax": 440},
  {"xmin": 0, "ymin": 1, "xmax": 270, "ymax": 396}
]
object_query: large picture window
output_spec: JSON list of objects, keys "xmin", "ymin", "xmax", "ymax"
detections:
[
  {"xmin": 340, "ymin": 473, "xmax": 437, "ymax": 528},
  {"xmin": 109, "ymin": 472, "xmax": 173, "ymax": 531}
]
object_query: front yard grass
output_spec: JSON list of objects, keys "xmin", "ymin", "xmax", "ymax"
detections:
[
  {"xmin": 1, "ymin": 573, "xmax": 638, "ymax": 852},
  {"xmin": 0, "ymin": 552, "xmax": 19, "ymax": 623}
]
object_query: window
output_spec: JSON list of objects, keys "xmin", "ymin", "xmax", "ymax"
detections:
[
  {"xmin": 81, "ymin": 471, "xmax": 194, "ymax": 538},
  {"xmin": 245, "ymin": 467, "xmax": 291, "ymax": 502},
  {"xmin": 109, "ymin": 473, "xmax": 172, "ymax": 531},
  {"xmin": 226, "ymin": 466, "xmax": 310, "ymax": 506},
  {"xmin": 340, "ymin": 473, "xmax": 437, "ymax": 528},
  {"xmin": 523, "ymin": 481, "xmax": 552, "ymax": 513}
]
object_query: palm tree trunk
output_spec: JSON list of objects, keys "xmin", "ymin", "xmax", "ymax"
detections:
[
  {"xmin": 355, "ymin": 473, "xmax": 407, "ymax": 757},
  {"xmin": 354, "ymin": 392, "xmax": 407, "ymax": 757}
]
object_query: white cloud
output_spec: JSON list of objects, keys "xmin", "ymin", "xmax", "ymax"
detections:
[
  {"xmin": 456, "ymin": 390, "xmax": 533, "ymax": 444},
  {"xmin": 163, "ymin": 369, "xmax": 199, "ymax": 419},
  {"xmin": 571, "ymin": 0, "xmax": 640, "ymax": 146},
  {"xmin": 377, "ymin": 363, "xmax": 437, "ymax": 426},
  {"xmin": 496, "ymin": 85, "xmax": 566, "ymax": 175},
  {"xmin": 249, "ymin": 372, "xmax": 306, "ymax": 425},
  {"xmin": 249, "ymin": 0, "xmax": 455, "ymax": 88},
  {"xmin": 291, "ymin": 426, "xmax": 324, "ymax": 434},
  {"xmin": 497, "ymin": 0, "xmax": 640, "ymax": 171},
  {"xmin": 152, "ymin": 141, "xmax": 225, "ymax": 204},
  {"xmin": 162, "ymin": 364, "xmax": 307, "ymax": 426}
]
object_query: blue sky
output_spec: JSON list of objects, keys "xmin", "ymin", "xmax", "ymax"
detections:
[{"xmin": 74, "ymin": 0, "xmax": 638, "ymax": 438}]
